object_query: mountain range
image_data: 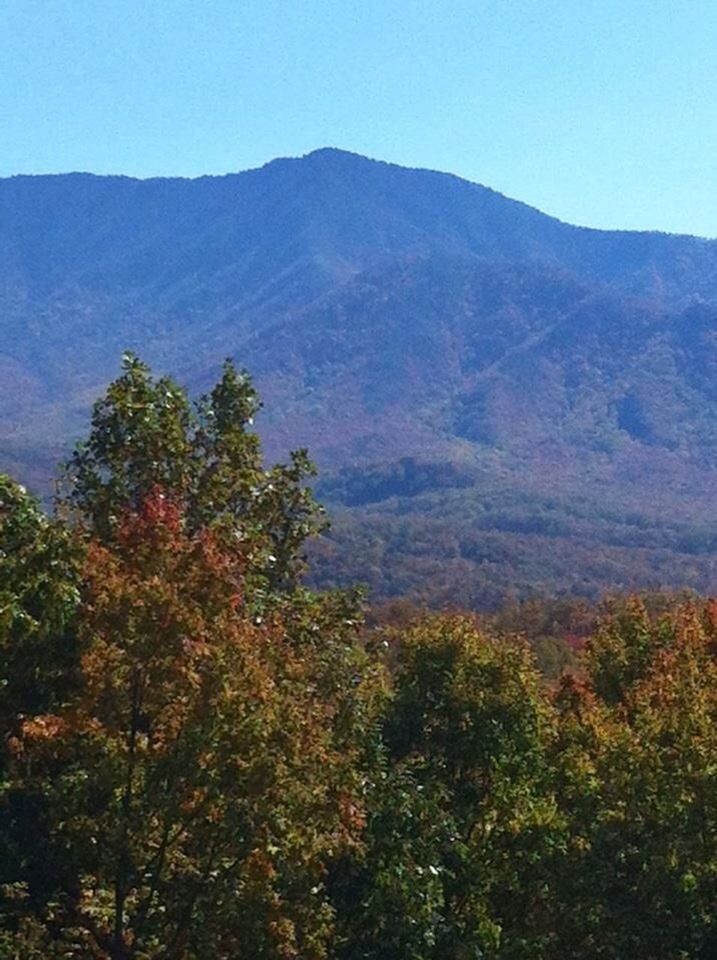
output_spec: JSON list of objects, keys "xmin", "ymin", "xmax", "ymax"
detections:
[{"xmin": 2, "ymin": 148, "xmax": 717, "ymax": 606}]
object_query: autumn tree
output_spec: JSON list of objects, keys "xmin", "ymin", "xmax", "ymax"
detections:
[
  {"xmin": 552, "ymin": 599, "xmax": 717, "ymax": 960},
  {"xmin": 0, "ymin": 357, "xmax": 377, "ymax": 959},
  {"xmin": 9, "ymin": 354, "xmax": 717, "ymax": 960}
]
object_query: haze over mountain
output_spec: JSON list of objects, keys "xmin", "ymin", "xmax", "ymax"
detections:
[{"xmin": 2, "ymin": 148, "xmax": 717, "ymax": 605}]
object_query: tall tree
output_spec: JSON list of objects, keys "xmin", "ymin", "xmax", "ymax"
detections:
[
  {"xmin": 61, "ymin": 353, "xmax": 324, "ymax": 592},
  {"xmin": 335, "ymin": 615, "xmax": 561, "ymax": 960},
  {"xmin": 1, "ymin": 357, "xmax": 376, "ymax": 959}
]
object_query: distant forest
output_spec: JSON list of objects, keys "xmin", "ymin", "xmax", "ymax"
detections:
[
  {"xmin": 3, "ymin": 358, "xmax": 717, "ymax": 959},
  {"xmin": 4, "ymin": 150, "xmax": 717, "ymax": 608},
  {"xmin": 311, "ymin": 457, "xmax": 717, "ymax": 610}
]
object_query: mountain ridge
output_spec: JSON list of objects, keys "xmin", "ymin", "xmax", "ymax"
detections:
[
  {"xmin": 2, "ymin": 148, "xmax": 717, "ymax": 604},
  {"xmin": 4, "ymin": 146, "xmax": 715, "ymax": 242}
]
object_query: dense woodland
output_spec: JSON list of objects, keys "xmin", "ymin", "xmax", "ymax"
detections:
[
  {"xmin": 2, "ymin": 356, "xmax": 717, "ymax": 958},
  {"xmin": 311, "ymin": 465, "xmax": 717, "ymax": 610}
]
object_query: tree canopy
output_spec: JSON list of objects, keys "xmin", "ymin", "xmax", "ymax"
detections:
[{"xmin": 3, "ymin": 356, "xmax": 717, "ymax": 959}]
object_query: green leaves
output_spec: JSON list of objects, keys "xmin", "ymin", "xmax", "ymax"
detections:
[
  {"xmin": 61, "ymin": 354, "xmax": 194, "ymax": 539},
  {"xmin": 1, "ymin": 356, "xmax": 376, "ymax": 960},
  {"xmin": 0, "ymin": 476, "xmax": 82, "ymax": 722},
  {"xmin": 60, "ymin": 353, "xmax": 325, "ymax": 592},
  {"xmin": 338, "ymin": 616, "xmax": 559, "ymax": 960},
  {"xmin": 553, "ymin": 600, "xmax": 717, "ymax": 959}
]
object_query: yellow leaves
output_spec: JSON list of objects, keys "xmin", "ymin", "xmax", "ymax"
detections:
[
  {"xmin": 0, "ymin": 882, "xmax": 30, "ymax": 904},
  {"xmin": 10, "ymin": 712, "xmax": 75, "ymax": 764},
  {"xmin": 181, "ymin": 635, "xmax": 210, "ymax": 659}
]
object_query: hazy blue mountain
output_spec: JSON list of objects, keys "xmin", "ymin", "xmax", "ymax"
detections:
[{"xmin": 2, "ymin": 148, "xmax": 717, "ymax": 603}]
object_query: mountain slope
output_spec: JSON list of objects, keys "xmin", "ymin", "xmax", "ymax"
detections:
[{"xmin": 2, "ymin": 148, "xmax": 717, "ymax": 603}]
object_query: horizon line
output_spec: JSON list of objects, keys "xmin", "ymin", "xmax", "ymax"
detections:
[{"xmin": 1, "ymin": 146, "xmax": 714, "ymax": 242}]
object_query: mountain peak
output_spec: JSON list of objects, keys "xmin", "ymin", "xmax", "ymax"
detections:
[
  {"xmin": 303, "ymin": 147, "xmax": 370, "ymax": 161},
  {"xmin": 3, "ymin": 149, "xmax": 717, "ymax": 602}
]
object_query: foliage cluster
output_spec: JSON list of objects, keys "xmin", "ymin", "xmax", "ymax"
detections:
[{"xmin": 3, "ymin": 358, "xmax": 717, "ymax": 958}]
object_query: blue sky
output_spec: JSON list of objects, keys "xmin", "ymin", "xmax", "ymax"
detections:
[{"xmin": 3, "ymin": 0, "xmax": 717, "ymax": 236}]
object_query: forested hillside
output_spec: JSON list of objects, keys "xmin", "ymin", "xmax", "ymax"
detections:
[
  {"xmin": 3, "ymin": 359, "xmax": 717, "ymax": 959},
  {"xmin": 2, "ymin": 148, "xmax": 717, "ymax": 603}
]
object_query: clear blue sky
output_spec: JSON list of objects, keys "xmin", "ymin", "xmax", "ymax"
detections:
[{"xmin": 3, "ymin": 0, "xmax": 717, "ymax": 236}]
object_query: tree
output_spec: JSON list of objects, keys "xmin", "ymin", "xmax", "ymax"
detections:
[
  {"xmin": 552, "ymin": 599, "xmax": 717, "ymax": 960},
  {"xmin": 11, "ymin": 353, "xmax": 717, "ymax": 959},
  {"xmin": 0, "ymin": 476, "xmax": 82, "ymax": 723},
  {"xmin": 60, "ymin": 353, "xmax": 324, "ymax": 594},
  {"xmin": 0, "ymin": 477, "xmax": 83, "ymax": 958},
  {"xmin": 1, "ymin": 357, "xmax": 377, "ymax": 959},
  {"xmin": 335, "ymin": 615, "xmax": 561, "ymax": 960}
]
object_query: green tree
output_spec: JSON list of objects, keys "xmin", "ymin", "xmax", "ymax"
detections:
[
  {"xmin": 336, "ymin": 615, "xmax": 561, "ymax": 960},
  {"xmin": 0, "ymin": 476, "xmax": 82, "ymax": 722},
  {"xmin": 60, "ymin": 353, "xmax": 323, "ymax": 593},
  {"xmin": 0, "ymin": 477, "xmax": 84, "ymax": 957}
]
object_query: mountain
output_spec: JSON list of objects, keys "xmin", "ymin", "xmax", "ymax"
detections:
[{"xmin": 2, "ymin": 148, "xmax": 717, "ymax": 605}]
